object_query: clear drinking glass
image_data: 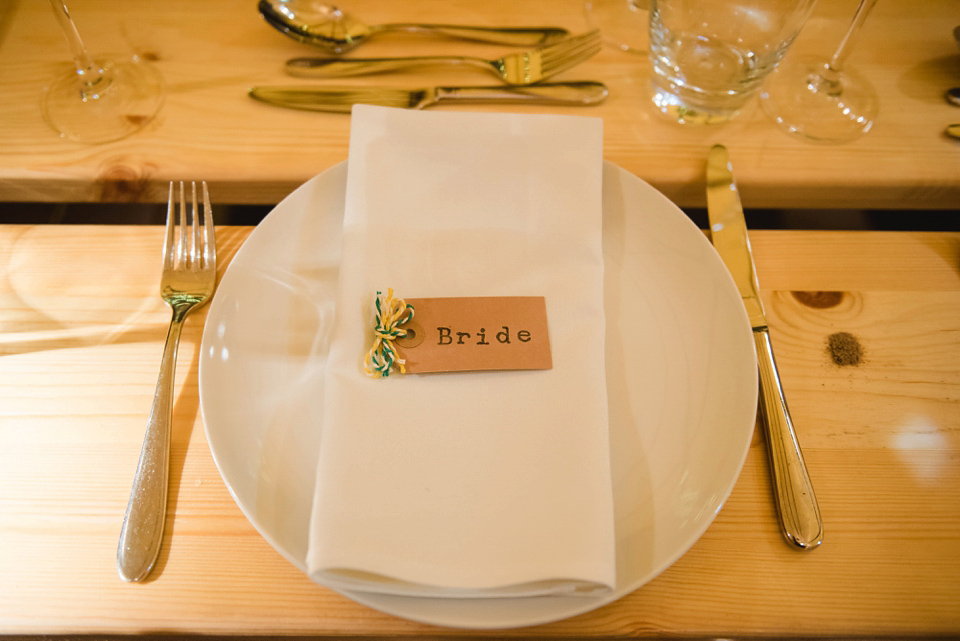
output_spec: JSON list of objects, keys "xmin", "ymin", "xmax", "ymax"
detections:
[
  {"xmin": 648, "ymin": 0, "xmax": 817, "ymax": 124},
  {"xmin": 42, "ymin": 0, "xmax": 163, "ymax": 144},
  {"xmin": 759, "ymin": 0, "xmax": 880, "ymax": 142}
]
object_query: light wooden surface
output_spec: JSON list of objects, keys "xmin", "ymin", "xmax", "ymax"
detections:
[
  {"xmin": 0, "ymin": 0, "xmax": 958, "ymax": 210},
  {"xmin": 0, "ymin": 225, "xmax": 958, "ymax": 637}
]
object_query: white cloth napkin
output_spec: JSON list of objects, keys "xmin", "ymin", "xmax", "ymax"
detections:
[{"xmin": 306, "ymin": 105, "xmax": 615, "ymax": 598}]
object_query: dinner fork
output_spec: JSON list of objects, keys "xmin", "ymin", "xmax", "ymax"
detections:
[
  {"xmin": 285, "ymin": 29, "xmax": 602, "ymax": 85},
  {"xmin": 117, "ymin": 181, "xmax": 217, "ymax": 582}
]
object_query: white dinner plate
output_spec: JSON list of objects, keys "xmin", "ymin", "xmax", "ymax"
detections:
[{"xmin": 199, "ymin": 161, "xmax": 757, "ymax": 629}]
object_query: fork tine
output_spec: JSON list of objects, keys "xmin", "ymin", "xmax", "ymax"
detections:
[
  {"xmin": 541, "ymin": 43, "xmax": 601, "ymax": 75},
  {"xmin": 201, "ymin": 181, "xmax": 216, "ymax": 269},
  {"xmin": 177, "ymin": 181, "xmax": 187, "ymax": 268},
  {"xmin": 545, "ymin": 38, "xmax": 601, "ymax": 65},
  {"xmin": 541, "ymin": 31, "xmax": 601, "ymax": 72},
  {"xmin": 554, "ymin": 29, "xmax": 599, "ymax": 49},
  {"xmin": 540, "ymin": 29, "xmax": 599, "ymax": 58},
  {"xmin": 163, "ymin": 182, "xmax": 175, "ymax": 270},
  {"xmin": 190, "ymin": 181, "xmax": 200, "ymax": 268}
]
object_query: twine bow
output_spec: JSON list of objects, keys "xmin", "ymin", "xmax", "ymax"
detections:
[{"xmin": 364, "ymin": 289, "xmax": 415, "ymax": 378}]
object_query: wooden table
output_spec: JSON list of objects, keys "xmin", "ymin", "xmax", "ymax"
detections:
[
  {"xmin": 0, "ymin": 0, "xmax": 958, "ymax": 210},
  {"xmin": 1, "ymin": 225, "xmax": 958, "ymax": 637}
]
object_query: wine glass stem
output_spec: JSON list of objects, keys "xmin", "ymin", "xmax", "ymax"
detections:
[
  {"xmin": 812, "ymin": 0, "xmax": 878, "ymax": 96},
  {"xmin": 826, "ymin": 0, "xmax": 879, "ymax": 74},
  {"xmin": 48, "ymin": 0, "xmax": 105, "ymax": 95}
]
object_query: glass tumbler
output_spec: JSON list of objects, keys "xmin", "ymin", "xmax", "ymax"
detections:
[{"xmin": 648, "ymin": 0, "xmax": 817, "ymax": 124}]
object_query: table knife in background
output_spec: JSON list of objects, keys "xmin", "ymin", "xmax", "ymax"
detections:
[
  {"xmin": 248, "ymin": 81, "xmax": 607, "ymax": 113},
  {"xmin": 706, "ymin": 144, "xmax": 823, "ymax": 550}
]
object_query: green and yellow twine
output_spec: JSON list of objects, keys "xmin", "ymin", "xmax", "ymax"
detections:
[{"xmin": 363, "ymin": 289, "xmax": 415, "ymax": 378}]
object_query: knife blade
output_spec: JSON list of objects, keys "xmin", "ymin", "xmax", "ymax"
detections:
[
  {"xmin": 706, "ymin": 144, "xmax": 823, "ymax": 550},
  {"xmin": 248, "ymin": 81, "xmax": 608, "ymax": 113}
]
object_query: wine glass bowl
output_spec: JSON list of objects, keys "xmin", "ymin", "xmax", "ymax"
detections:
[
  {"xmin": 760, "ymin": 0, "xmax": 879, "ymax": 143},
  {"xmin": 42, "ymin": 0, "xmax": 163, "ymax": 144}
]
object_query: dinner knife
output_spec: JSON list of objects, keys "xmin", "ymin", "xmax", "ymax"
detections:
[
  {"xmin": 248, "ymin": 81, "xmax": 608, "ymax": 113},
  {"xmin": 706, "ymin": 144, "xmax": 823, "ymax": 550}
]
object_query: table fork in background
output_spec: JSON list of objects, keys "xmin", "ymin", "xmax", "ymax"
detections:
[
  {"xmin": 117, "ymin": 182, "xmax": 217, "ymax": 582},
  {"xmin": 285, "ymin": 29, "xmax": 602, "ymax": 85}
]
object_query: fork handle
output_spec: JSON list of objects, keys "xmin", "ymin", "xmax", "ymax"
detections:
[
  {"xmin": 116, "ymin": 308, "xmax": 187, "ymax": 582},
  {"xmin": 285, "ymin": 55, "xmax": 488, "ymax": 78}
]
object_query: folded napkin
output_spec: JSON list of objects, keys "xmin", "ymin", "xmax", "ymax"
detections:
[{"xmin": 306, "ymin": 105, "xmax": 615, "ymax": 598}]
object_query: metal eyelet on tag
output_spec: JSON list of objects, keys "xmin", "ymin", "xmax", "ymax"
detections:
[{"xmin": 395, "ymin": 320, "xmax": 425, "ymax": 349}]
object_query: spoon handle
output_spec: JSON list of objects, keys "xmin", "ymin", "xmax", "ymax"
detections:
[{"xmin": 376, "ymin": 24, "xmax": 569, "ymax": 47}]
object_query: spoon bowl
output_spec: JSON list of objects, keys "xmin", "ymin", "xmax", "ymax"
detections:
[
  {"xmin": 947, "ymin": 87, "xmax": 960, "ymax": 107},
  {"xmin": 259, "ymin": 0, "xmax": 569, "ymax": 54}
]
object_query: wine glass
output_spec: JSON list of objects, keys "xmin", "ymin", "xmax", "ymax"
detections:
[
  {"xmin": 760, "ymin": 0, "xmax": 879, "ymax": 143},
  {"xmin": 584, "ymin": 0, "xmax": 648, "ymax": 53},
  {"xmin": 42, "ymin": 0, "xmax": 163, "ymax": 144}
]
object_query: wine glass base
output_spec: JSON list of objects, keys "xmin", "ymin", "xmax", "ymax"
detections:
[
  {"xmin": 42, "ymin": 55, "xmax": 163, "ymax": 144},
  {"xmin": 760, "ymin": 56, "xmax": 878, "ymax": 143},
  {"xmin": 584, "ymin": 0, "xmax": 649, "ymax": 53}
]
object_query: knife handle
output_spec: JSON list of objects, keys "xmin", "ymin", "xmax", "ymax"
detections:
[
  {"xmin": 435, "ymin": 81, "xmax": 608, "ymax": 106},
  {"xmin": 754, "ymin": 327, "xmax": 823, "ymax": 550}
]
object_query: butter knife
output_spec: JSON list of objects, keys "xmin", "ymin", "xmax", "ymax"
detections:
[
  {"xmin": 706, "ymin": 144, "xmax": 823, "ymax": 550},
  {"xmin": 248, "ymin": 81, "xmax": 607, "ymax": 112}
]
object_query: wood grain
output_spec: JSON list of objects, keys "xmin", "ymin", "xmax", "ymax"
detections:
[
  {"xmin": 0, "ymin": 0, "xmax": 958, "ymax": 209},
  {"xmin": 0, "ymin": 226, "xmax": 958, "ymax": 637}
]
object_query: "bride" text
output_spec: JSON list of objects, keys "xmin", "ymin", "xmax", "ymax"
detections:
[{"xmin": 436, "ymin": 326, "xmax": 532, "ymax": 346}]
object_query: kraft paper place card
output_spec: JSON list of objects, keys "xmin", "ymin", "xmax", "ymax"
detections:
[{"xmin": 394, "ymin": 296, "xmax": 552, "ymax": 374}]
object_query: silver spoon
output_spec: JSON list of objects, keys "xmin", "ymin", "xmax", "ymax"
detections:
[
  {"xmin": 259, "ymin": 0, "xmax": 569, "ymax": 54},
  {"xmin": 946, "ymin": 87, "xmax": 960, "ymax": 107}
]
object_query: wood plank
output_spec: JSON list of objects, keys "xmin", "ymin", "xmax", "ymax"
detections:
[
  {"xmin": 0, "ymin": 227, "xmax": 958, "ymax": 636},
  {"xmin": 751, "ymin": 231, "xmax": 960, "ymax": 291},
  {"xmin": 0, "ymin": 0, "xmax": 958, "ymax": 208}
]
